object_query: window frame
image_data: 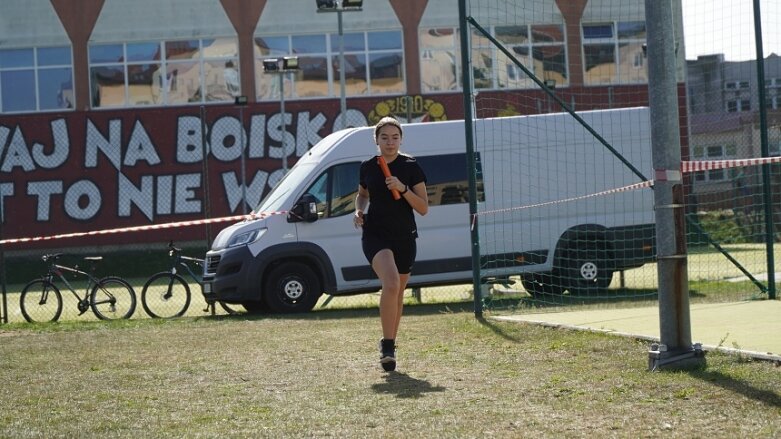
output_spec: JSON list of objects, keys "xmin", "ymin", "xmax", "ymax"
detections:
[
  {"xmin": 254, "ymin": 30, "xmax": 405, "ymax": 102},
  {"xmin": 581, "ymin": 21, "xmax": 647, "ymax": 86},
  {"xmin": 0, "ymin": 46, "xmax": 74, "ymax": 114},
  {"xmin": 419, "ymin": 24, "xmax": 568, "ymax": 93},
  {"xmin": 88, "ymin": 38, "xmax": 239, "ymax": 109},
  {"xmin": 691, "ymin": 144, "xmax": 736, "ymax": 182}
]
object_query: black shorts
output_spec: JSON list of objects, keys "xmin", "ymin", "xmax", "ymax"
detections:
[{"xmin": 362, "ymin": 232, "xmax": 417, "ymax": 274}]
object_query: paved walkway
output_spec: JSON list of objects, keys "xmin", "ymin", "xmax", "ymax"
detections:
[{"xmin": 494, "ymin": 300, "xmax": 780, "ymax": 361}]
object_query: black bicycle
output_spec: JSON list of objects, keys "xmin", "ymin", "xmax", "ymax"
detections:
[
  {"xmin": 20, "ymin": 254, "xmax": 137, "ymax": 323},
  {"xmin": 141, "ymin": 242, "xmax": 242, "ymax": 318}
]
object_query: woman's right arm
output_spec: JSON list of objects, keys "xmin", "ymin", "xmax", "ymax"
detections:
[{"xmin": 354, "ymin": 185, "xmax": 369, "ymax": 227}]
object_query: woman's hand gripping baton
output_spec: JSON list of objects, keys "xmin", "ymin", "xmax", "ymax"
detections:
[{"xmin": 377, "ymin": 156, "xmax": 401, "ymax": 200}]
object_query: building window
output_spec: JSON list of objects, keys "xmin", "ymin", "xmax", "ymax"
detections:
[
  {"xmin": 692, "ymin": 144, "xmax": 736, "ymax": 182},
  {"xmin": 724, "ymin": 80, "xmax": 750, "ymax": 90},
  {"xmin": 419, "ymin": 24, "xmax": 567, "ymax": 93},
  {"xmin": 770, "ymin": 139, "xmax": 781, "ymax": 157},
  {"xmin": 419, "ymin": 28, "xmax": 459, "ymax": 92},
  {"xmin": 254, "ymin": 30, "xmax": 404, "ymax": 101},
  {"xmin": 726, "ymin": 99, "xmax": 751, "ymax": 112},
  {"xmin": 0, "ymin": 46, "xmax": 74, "ymax": 113},
  {"xmin": 582, "ymin": 21, "xmax": 647, "ymax": 85},
  {"xmin": 764, "ymin": 95, "xmax": 778, "ymax": 110},
  {"xmin": 89, "ymin": 39, "xmax": 239, "ymax": 108},
  {"xmin": 496, "ymin": 24, "xmax": 567, "ymax": 89}
]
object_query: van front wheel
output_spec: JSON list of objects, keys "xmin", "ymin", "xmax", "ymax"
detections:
[{"xmin": 264, "ymin": 262, "xmax": 322, "ymax": 313}]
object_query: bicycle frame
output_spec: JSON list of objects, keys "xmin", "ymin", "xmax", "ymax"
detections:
[
  {"xmin": 46, "ymin": 263, "xmax": 99, "ymax": 304},
  {"xmin": 144, "ymin": 243, "xmax": 239, "ymax": 317},
  {"xmin": 170, "ymin": 253, "xmax": 207, "ymax": 293}
]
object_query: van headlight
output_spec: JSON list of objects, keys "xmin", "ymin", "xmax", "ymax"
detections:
[{"xmin": 227, "ymin": 228, "xmax": 267, "ymax": 248}]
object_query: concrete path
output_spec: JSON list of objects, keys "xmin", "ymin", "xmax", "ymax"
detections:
[{"xmin": 494, "ymin": 300, "xmax": 780, "ymax": 361}]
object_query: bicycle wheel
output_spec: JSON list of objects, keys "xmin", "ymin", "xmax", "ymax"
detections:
[
  {"xmin": 20, "ymin": 279, "xmax": 63, "ymax": 323},
  {"xmin": 91, "ymin": 276, "xmax": 137, "ymax": 320},
  {"xmin": 141, "ymin": 273, "xmax": 191, "ymax": 318},
  {"xmin": 218, "ymin": 301, "xmax": 244, "ymax": 315}
]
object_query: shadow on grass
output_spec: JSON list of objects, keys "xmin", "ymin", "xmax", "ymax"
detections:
[
  {"xmin": 484, "ymin": 288, "xmax": 660, "ymax": 312},
  {"xmin": 371, "ymin": 371, "xmax": 447, "ymax": 399},
  {"xmin": 476, "ymin": 315, "xmax": 523, "ymax": 343},
  {"xmin": 233, "ymin": 301, "xmax": 479, "ymax": 322},
  {"xmin": 224, "ymin": 289, "xmax": 662, "ymax": 323},
  {"xmin": 689, "ymin": 369, "xmax": 781, "ymax": 408}
]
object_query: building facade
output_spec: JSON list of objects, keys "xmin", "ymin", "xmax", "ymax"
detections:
[
  {"xmin": 0, "ymin": 0, "xmax": 685, "ymax": 247},
  {"xmin": 686, "ymin": 53, "xmax": 781, "ymax": 208}
]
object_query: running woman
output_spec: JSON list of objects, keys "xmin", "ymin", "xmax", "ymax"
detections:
[{"xmin": 354, "ymin": 116, "xmax": 428, "ymax": 372}]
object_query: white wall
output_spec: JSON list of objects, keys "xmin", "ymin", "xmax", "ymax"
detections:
[{"xmin": 0, "ymin": 0, "xmax": 68, "ymax": 48}]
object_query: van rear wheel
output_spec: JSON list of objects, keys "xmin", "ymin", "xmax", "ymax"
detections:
[
  {"xmin": 520, "ymin": 272, "xmax": 564, "ymax": 297},
  {"xmin": 562, "ymin": 245, "xmax": 613, "ymax": 296},
  {"xmin": 263, "ymin": 262, "xmax": 322, "ymax": 313}
]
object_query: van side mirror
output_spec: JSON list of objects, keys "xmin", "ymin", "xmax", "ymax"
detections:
[{"xmin": 288, "ymin": 193, "xmax": 319, "ymax": 223}]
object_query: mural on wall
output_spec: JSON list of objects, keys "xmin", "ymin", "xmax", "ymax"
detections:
[
  {"xmin": 0, "ymin": 95, "xmax": 454, "ymax": 246},
  {"xmin": 368, "ymin": 95, "xmax": 448, "ymax": 124}
]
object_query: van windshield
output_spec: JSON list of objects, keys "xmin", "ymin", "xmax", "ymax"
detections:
[{"xmin": 252, "ymin": 162, "xmax": 317, "ymax": 214}]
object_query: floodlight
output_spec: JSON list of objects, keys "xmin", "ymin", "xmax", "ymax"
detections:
[
  {"xmin": 234, "ymin": 95, "xmax": 248, "ymax": 106},
  {"xmin": 283, "ymin": 56, "xmax": 299, "ymax": 70},
  {"xmin": 543, "ymin": 79, "xmax": 556, "ymax": 89},
  {"xmin": 263, "ymin": 59, "xmax": 279, "ymax": 72},
  {"xmin": 316, "ymin": 0, "xmax": 336, "ymax": 10}
]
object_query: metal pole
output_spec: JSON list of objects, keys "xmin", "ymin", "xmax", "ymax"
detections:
[
  {"xmin": 338, "ymin": 9, "xmax": 347, "ymax": 129},
  {"xmin": 645, "ymin": 0, "xmax": 704, "ymax": 370},
  {"xmin": 0, "ymin": 200, "xmax": 7, "ymax": 324},
  {"xmin": 200, "ymin": 105, "xmax": 212, "ymax": 246},
  {"xmin": 458, "ymin": 0, "xmax": 482, "ymax": 318},
  {"xmin": 753, "ymin": 0, "xmax": 776, "ymax": 299},
  {"xmin": 239, "ymin": 106, "xmax": 247, "ymax": 214},
  {"xmin": 280, "ymin": 73, "xmax": 287, "ymax": 172}
]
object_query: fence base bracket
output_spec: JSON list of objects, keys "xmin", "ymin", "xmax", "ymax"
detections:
[{"xmin": 648, "ymin": 342, "xmax": 706, "ymax": 371}]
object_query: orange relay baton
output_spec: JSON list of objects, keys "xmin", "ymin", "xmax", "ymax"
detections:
[{"xmin": 377, "ymin": 156, "xmax": 401, "ymax": 200}]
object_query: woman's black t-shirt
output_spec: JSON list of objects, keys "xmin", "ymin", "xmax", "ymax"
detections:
[{"xmin": 359, "ymin": 153, "xmax": 426, "ymax": 239}]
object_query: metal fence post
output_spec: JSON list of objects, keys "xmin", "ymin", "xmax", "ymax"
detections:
[
  {"xmin": 459, "ymin": 0, "xmax": 482, "ymax": 318},
  {"xmin": 753, "ymin": 0, "xmax": 776, "ymax": 300},
  {"xmin": 645, "ymin": 0, "xmax": 705, "ymax": 370}
]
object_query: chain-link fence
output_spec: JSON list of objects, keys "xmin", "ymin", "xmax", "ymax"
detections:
[{"xmin": 460, "ymin": 0, "xmax": 779, "ymax": 317}]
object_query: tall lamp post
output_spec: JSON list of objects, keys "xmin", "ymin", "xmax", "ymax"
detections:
[
  {"xmin": 316, "ymin": 0, "xmax": 363, "ymax": 129},
  {"xmin": 263, "ymin": 56, "xmax": 299, "ymax": 172}
]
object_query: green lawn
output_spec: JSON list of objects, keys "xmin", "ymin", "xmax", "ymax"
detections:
[{"xmin": 1, "ymin": 306, "xmax": 779, "ymax": 438}]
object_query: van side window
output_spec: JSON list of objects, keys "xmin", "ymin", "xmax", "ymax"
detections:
[
  {"xmin": 416, "ymin": 153, "xmax": 484, "ymax": 206},
  {"xmin": 304, "ymin": 162, "xmax": 361, "ymax": 219}
]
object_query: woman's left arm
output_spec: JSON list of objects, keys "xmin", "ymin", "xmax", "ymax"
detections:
[{"xmin": 402, "ymin": 182, "xmax": 428, "ymax": 216}]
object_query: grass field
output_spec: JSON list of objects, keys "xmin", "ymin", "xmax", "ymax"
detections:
[{"xmin": 1, "ymin": 305, "xmax": 779, "ymax": 438}]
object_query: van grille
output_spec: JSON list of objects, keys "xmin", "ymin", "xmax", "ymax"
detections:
[{"xmin": 204, "ymin": 255, "xmax": 221, "ymax": 277}]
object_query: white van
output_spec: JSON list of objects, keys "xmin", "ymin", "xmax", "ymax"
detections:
[{"xmin": 203, "ymin": 107, "xmax": 656, "ymax": 313}]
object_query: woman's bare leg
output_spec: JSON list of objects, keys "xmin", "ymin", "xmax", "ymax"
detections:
[
  {"xmin": 372, "ymin": 249, "xmax": 401, "ymax": 340},
  {"xmin": 391, "ymin": 273, "xmax": 410, "ymax": 339}
]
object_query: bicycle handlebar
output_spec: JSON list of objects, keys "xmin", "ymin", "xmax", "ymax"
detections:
[
  {"xmin": 168, "ymin": 240, "xmax": 182, "ymax": 254},
  {"xmin": 42, "ymin": 253, "xmax": 64, "ymax": 262}
]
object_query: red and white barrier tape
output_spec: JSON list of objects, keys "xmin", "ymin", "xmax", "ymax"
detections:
[
  {"xmin": 681, "ymin": 156, "xmax": 781, "ymax": 172},
  {"xmin": 470, "ymin": 180, "xmax": 654, "ymax": 230},
  {"xmin": 0, "ymin": 211, "xmax": 287, "ymax": 245},
  {"xmin": 5, "ymin": 156, "xmax": 777, "ymax": 243}
]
